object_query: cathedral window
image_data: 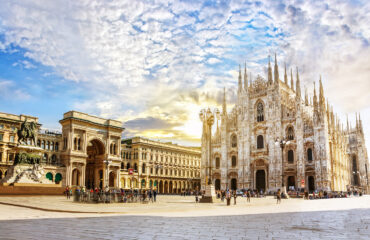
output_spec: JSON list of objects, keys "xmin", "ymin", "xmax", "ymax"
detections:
[
  {"xmin": 256, "ymin": 102, "xmax": 264, "ymax": 122},
  {"xmin": 257, "ymin": 135, "xmax": 264, "ymax": 149},
  {"xmin": 287, "ymin": 127, "xmax": 294, "ymax": 140},
  {"xmin": 288, "ymin": 150, "xmax": 294, "ymax": 163},
  {"xmin": 231, "ymin": 156, "xmax": 237, "ymax": 167},
  {"xmin": 307, "ymin": 148, "xmax": 313, "ymax": 162},
  {"xmin": 215, "ymin": 157, "xmax": 220, "ymax": 169},
  {"xmin": 231, "ymin": 135, "xmax": 237, "ymax": 148}
]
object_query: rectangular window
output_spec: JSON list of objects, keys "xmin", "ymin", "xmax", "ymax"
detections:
[
  {"xmin": 8, "ymin": 153, "xmax": 14, "ymax": 162},
  {"xmin": 10, "ymin": 135, "xmax": 14, "ymax": 143}
]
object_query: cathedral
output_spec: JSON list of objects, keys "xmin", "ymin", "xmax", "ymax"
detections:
[{"xmin": 200, "ymin": 54, "xmax": 369, "ymax": 193}]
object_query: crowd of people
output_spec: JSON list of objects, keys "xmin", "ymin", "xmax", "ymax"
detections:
[{"xmin": 65, "ymin": 186, "xmax": 159, "ymax": 203}]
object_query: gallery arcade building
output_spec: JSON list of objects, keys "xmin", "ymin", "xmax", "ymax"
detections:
[{"xmin": 0, "ymin": 110, "xmax": 201, "ymax": 192}]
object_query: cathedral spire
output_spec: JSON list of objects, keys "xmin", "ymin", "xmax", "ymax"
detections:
[
  {"xmin": 267, "ymin": 55, "xmax": 273, "ymax": 85},
  {"xmin": 249, "ymin": 72, "xmax": 252, "ymax": 88},
  {"xmin": 274, "ymin": 53, "xmax": 279, "ymax": 84},
  {"xmin": 284, "ymin": 63, "xmax": 288, "ymax": 84},
  {"xmin": 346, "ymin": 114, "xmax": 349, "ymax": 132},
  {"xmin": 304, "ymin": 87, "xmax": 308, "ymax": 106},
  {"xmin": 238, "ymin": 65, "xmax": 242, "ymax": 92},
  {"xmin": 359, "ymin": 112, "xmax": 363, "ymax": 132},
  {"xmin": 296, "ymin": 67, "xmax": 301, "ymax": 99},
  {"xmin": 290, "ymin": 68, "xmax": 294, "ymax": 90},
  {"xmin": 313, "ymin": 82, "xmax": 318, "ymax": 111},
  {"xmin": 244, "ymin": 62, "xmax": 248, "ymax": 91},
  {"xmin": 222, "ymin": 87, "xmax": 227, "ymax": 115},
  {"xmin": 319, "ymin": 75, "xmax": 325, "ymax": 112}
]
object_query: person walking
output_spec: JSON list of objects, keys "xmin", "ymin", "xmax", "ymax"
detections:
[
  {"xmin": 153, "ymin": 189, "xmax": 157, "ymax": 202},
  {"xmin": 276, "ymin": 189, "xmax": 281, "ymax": 204},
  {"xmin": 65, "ymin": 186, "xmax": 70, "ymax": 199}
]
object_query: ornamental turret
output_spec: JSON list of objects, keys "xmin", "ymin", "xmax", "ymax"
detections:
[{"xmin": 268, "ymin": 56, "xmax": 273, "ymax": 85}]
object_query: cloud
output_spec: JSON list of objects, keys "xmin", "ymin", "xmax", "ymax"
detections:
[
  {"xmin": 0, "ymin": 79, "xmax": 31, "ymax": 100},
  {"xmin": 0, "ymin": 0, "xmax": 369, "ymax": 148}
]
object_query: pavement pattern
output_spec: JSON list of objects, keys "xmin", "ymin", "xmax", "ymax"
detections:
[{"xmin": 0, "ymin": 196, "xmax": 369, "ymax": 239}]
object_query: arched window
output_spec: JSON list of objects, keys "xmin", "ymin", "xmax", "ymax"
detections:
[
  {"xmin": 257, "ymin": 135, "xmax": 264, "ymax": 149},
  {"xmin": 55, "ymin": 142, "xmax": 59, "ymax": 151},
  {"xmin": 231, "ymin": 135, "xmax": 237, "ymax": 148},
  {"xmin": 307, "ymin": 148, "xmax": 313, "ymax": 162},
  {"xmin": 37, "ymin": 140, "xmax": 41, "ymax": 147},
  {"xmin": 51, "ymin": 154, "xmax": 57, "ymax": 165},
  {"xmin": 215, "ymin": 157, "xmax": 220, "ymax": 169},
  {"xmin": 257, "ymin": 102, "xmax": 264, "ymax": 122},
  {"xmin": 43, "ymin": 153, "xmax": 48, "ymax": 163},
  {"xmin": 288, "ymin": 150, "xmax": 294, "ymax": 163},
  {"xmin": 127, "ymin": 163, "xmax": 131, "ymax": 169},
  {"xmin": 47, "ymin": 141, "xmax": 50, "ymax": 150},
  {"xmin": 287, "ymin": 127, "xmax": 294, "ymax": 140},
  {"xmin": 231, "ymin": 156, "xmax": 237, "ymax": 167},
  {"xmin": 41, "ymin": 140, "xmax": 45, "ymax": 149},
  {"xmin": 142, "ymin": 163, "xmax": 146, "ymax": 174},
  {"xmin": 134, "ymin": 163, "xmax": 138, "ymax": 171},
  {"xmin": 73, "ymin": 138, "xmax": 77, "ymax": 150},
  {"xmin": 50, "ymin": 142, "xmax": 54, "ymax": 151}
]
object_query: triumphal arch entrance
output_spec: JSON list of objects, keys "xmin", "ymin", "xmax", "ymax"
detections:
[{"xmin": 59, "ymin": 111, "xmax": 124, "ymax": 189}]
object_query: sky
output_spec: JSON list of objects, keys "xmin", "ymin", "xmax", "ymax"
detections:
[{"xmin": 0, "ymin": 0, "xmax": 369, "ymax": 150}]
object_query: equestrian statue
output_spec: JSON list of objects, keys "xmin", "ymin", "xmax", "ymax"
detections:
[{"xmin": 17, "ymin": 118, "xmax": 38, "ymax": 146}]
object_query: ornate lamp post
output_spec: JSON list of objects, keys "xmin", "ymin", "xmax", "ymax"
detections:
[
  {"xmin": 104, "ymin": 159, "xmax": 112, "ymax": 189},
  {"xmin": 275, "ymin": 137, "xmax": 290, "ymax": 197},
  {"xmin": 199, "ymin": 108, "xmax": 220, "ymax": 202}
]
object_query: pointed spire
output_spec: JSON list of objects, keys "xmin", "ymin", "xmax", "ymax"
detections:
[
  {"xmin": 296, "ymin": 67, "xmax": 301, "ymax": 99},
  {"xmin": 346, "ymin": 114, "xmax": 349, "ymax": 132},
  {"xmin": 284, "ymin": 63, "xmax": 288, "ymax": 84},
  {"xmin": 268, "ymin": 55, "xmax": 273, "ymax": 85},
  {"xmin": 319, "ymin": 75, "xmax": 325, "ymax": 112},
  {"xmin": 222, "ymin": 87, "xmax": 227, "ymax": 115},
  {"xmin": 356, "ymin": 112, "xmax": 358, "ymax": 129},
  {"xmin": 274, "ymin": 53, "xmax": 279, "ymax": 84},
  {"xmin": 359, "ymin": 112, "xmax": 363, "ymax": 131},
  {"xmin": 249, "ymin": 72, "xmax": 252, "ymax": 88},
  {"xmin": 244, "ymin": 62, "xmax": 248, "ymax": 91},
  {"xmin": 304, "ymin": 87, "xmax": 308, "ymax": 106},
  {"xmin": 290, "ymin": 68, "xmax": 294, "ymax": 90},
  {"xmin": 238, "ymin": 65, "xmax": 242, "ymax": 92},
  {"xmin": 313, "ymin": 82, "xmax": 318, "ymax": 111}
]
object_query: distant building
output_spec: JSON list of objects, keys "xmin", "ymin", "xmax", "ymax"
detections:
[
  {"xmin": 200, "ymin": 56, "xmax": 369, "ymax": 193},
  {"xmin": 121, "ymin": 137, "xmax": 201, "ymax": 193}
]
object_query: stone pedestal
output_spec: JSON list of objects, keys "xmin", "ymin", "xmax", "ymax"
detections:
[{"xmin": 199, "ymin": 184, "xmax": 218, "ymax": 203}]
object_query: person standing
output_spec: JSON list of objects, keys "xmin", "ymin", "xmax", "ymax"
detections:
[
  {"xmin": 276, "ymin": 189, "xmax": 281, "ymax": 204},
  {"xmin": 153, "ymin": 189, "xmax": 157, "ymax": 202},
  {"xmin": 247, "ymin": 191, "xmax": 251, "ymax": 203},
  {"xmin": 233, "ymin": 191, "xmax": 237, "ymax": 205}
]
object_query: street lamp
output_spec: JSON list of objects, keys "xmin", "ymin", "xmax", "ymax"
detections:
[
  {"xmin": 104, "ymin": 159, "xmax": 112, "ymax": 189},
  {"xmin": 275, "ymin": 137, "xmax": 290, "ymax": 196}
]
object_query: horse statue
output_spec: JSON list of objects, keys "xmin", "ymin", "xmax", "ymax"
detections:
[{"xmin": 17, "ymin": 118, "xmax": 38, "ymax": 146}]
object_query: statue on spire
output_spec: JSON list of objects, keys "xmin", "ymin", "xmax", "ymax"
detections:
[{"xmin": 290, "ymin": 68, "xmax": 294, "ymax": 90}]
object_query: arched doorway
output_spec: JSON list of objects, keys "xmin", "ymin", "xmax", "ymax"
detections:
[
  {"xmin": 85, "ymin": 139, "xmax": 105, "ymax": 189},
  {"xmin": 159, "ymin": 181, "xmax": 163, "ymax": 193},
  {"xmin": 109, "ymin": 171, "xmax": 115, "ymax": 187},
  {"xmin": 256, "ymin": 170, "xmax": 265, "ymax": 191},
  {"xmin": 72, "ymin": 169, "xmax": 80, "ymax": 186},
  {"xmin": 308, "ymin": 176, "xmax": 315, "ymax": 192},
  {"xmin": 169, "ymin": 181, "xmax": 173, "ymax": 193},
  {"xmin": 164, "ymin": 181, "xmax": 168, "ymax": 193},
  {"xmin": 287, "ymin": 176, "xmax": 295, "ymax": 190},
  {"xmin": 231, "ymin": 178, "xmax": 237, "ymax": 190},
  {"xmin": 215, "ymin": 179, "xmax": 221, "ymax": 190}
]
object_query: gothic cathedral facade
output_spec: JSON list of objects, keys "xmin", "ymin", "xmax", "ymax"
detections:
[{"xmin": 201, "ymin": 55, "xmax": 369, "ymax": 193}]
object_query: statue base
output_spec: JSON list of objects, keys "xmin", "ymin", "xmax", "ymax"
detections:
[
  {"xmin": 0, "ymin": 164, "xmax": 53, "ymax": 185},
  {"xmin": 199, "ymin": 184, "xmax": 219, "ymax": 203}
]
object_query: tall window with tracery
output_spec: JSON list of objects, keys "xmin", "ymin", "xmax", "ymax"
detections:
[
  {"xmin": 257, "ymin": 102, "xmax": 264, "ymax": 122},
  {"xmin": 231, "ymin": 135, "xmax": 237, "ymax": 148},
  {"xmin": 287, "ymin": 127, "xmax": 294, "ymax": 140}
]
